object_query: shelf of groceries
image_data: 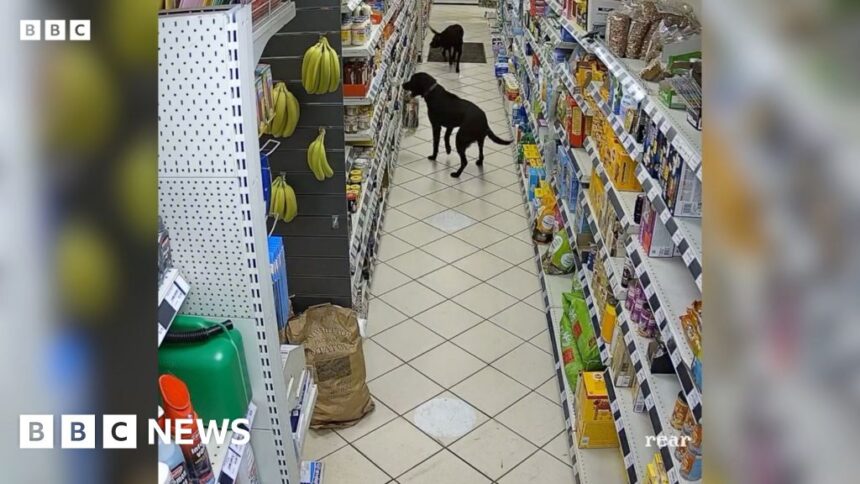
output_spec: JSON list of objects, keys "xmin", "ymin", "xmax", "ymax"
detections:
[
  {"xmin": 495, "ymin": 1, "xmax": 701, "ymax": 482},
  {"xmin": 344, "ymin": 0, "xmax": 427, "ymax": 310}
]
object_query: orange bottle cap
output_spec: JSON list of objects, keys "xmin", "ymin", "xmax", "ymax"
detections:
[{"xmin": 159, "ymin": 374, "xmax": 192, "ymax": 415}]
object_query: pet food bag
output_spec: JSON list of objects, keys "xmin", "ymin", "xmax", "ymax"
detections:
[
  {"xmin": 286, "ymin": 303, "xmax": 374, "ymax": 428},
  {"xmin": 542, "ymin": 229, "xmax": 575, "ymax": 275},
  {"xmin": 560, "ymin": 299, "xmax": 584, "ymax": 390}
]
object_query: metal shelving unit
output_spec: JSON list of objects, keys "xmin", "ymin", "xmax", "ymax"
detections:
[
  {"xmin": 158, "ymin": 4, "xmax": 302, "ymax": 482},
  {"xmin": 498, "ymin": 2, "xmax": 702, "ymax": 482}
]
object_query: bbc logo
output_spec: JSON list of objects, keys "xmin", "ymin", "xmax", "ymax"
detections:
[
  {"xmin": 20, "ymin": 20, "xmax": 91, "ymax": 41},
  {"xmin": 19, "ymin": 415, "xmax": 137, "ymax": 449}
]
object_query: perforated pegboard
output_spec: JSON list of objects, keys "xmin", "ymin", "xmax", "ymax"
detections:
[
  {"xmin": 159, "ymin": 5, "xmax": 298, "ymax": 483},
  {"xmin": 158, "ymin": 11, "xmax": 239, "ymax": 177},
  {"xmin": 158, "ymin": 177, "xmax": 253, "ymax": 317}
]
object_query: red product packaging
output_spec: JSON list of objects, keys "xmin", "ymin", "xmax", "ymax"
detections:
[{"xmin": 159, "ymin": 374, "xmax": 216, "ymax": 484}]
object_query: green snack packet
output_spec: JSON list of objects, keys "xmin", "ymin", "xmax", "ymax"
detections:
[
  {"xmin": 559, "ymin": 296, "xmax": 583, "ymax": 389},
  {"xmin": 559, "ymin": 296, "xmax": 584, "ymax": 389},
  {"xmin": 542, "ymin": 230, "xmax": 575, "ymax": 275},
  {"xmin": 571, "ymin": 295, "xmax": 604, "ymax": 371}
]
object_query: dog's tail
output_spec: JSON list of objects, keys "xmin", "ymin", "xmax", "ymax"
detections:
[{"xmin": 486, "ymin": 127, "xmax": 513, "ymax": 146}]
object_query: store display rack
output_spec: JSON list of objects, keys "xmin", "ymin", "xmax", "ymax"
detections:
[
  {"xmin": 159, "ymin": 4, "xmax": 303, "ymax": 482},
  {"xmin": 497, "ymin": 1, "xmax": 702, "ymax": 482},
  {"xmin": 345, "ymin": 0, "xmax": 426, "ymax": 313},
  {"xmin": 157, "ymin": 268, "xmax": 190, "ymax": 347}
]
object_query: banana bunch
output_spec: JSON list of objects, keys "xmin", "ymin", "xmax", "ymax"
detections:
[
  {"xmin": 301, "ymin": 37, "xmax": 341, "ymax": 95},
  {"xmin": 269, "ymin": 175, "xmax": 298, "ymax": 223},
  {"xmin": 308, "ymin": 129, "xmax": 334, "ymax": 181},
  {"xmin": 268, "ymin": 82, "xmax": 300, "ymax": 137}
]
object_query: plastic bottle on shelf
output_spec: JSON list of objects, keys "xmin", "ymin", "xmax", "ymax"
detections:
[
  {"xmin": 159, "ymin": 374, "xmax": 216, "ymax": 484},
  {"xmin": 159, "ymin": 440, "xmax": 191, "ymax": 484}
]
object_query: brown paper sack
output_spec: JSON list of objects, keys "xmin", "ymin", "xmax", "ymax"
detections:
[{"xmin": 286, "ymin": 303, "xmax": 374, "ymax": 428}]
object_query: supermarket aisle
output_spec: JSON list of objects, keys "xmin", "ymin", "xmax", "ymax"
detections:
[{"xmin": 304, "ymin": 6, "xmax": 573, "ymax": 483}]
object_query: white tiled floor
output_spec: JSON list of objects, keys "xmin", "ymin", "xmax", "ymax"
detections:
[{"xmin": 304, "ymin": 5, "xmax": 573, "ymax": 483}]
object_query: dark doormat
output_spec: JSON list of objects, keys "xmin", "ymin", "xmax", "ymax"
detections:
[{"xmin": 427, "ymin": 43, "xmax": 487, "ymax": 63}]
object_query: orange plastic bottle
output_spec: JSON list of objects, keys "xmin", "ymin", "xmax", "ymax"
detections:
[{"xmin": 159, "ymin": 374, "xmax": 216, "ymax": 484}]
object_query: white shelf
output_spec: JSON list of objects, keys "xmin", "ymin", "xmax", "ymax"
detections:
[
  {"xmin": 208, "ymin": 401, "xmax": 258, "ymax": 483},
  {"xmin": 586, "ymin": 82, "xmax": 644, "ymax": 161},
  {"xmin": 607, "ymin": 365, "xmax": 653, "ymax": 482},
  {"xmin": 342, "ymin": 24, "xmax": 383, "ymax": 58},
  {"xmin": 293, "ymin": 383, "xmax": 319, "ymax": 456},
  {"xmin": 344, "ymin": 63, "xmax": 387, "ymax": 105},
  {"xmin": 634, "ymin": 163, "xmax": 703, "ymax": 291},
  {"xmin": 157, "ymin": 269, "xmax": 190, "ymax": 347},
  {"xmin": 625, "ymin": 237, "xmax": 702, "ymax": 424},
  {"xmin": 511, "ymin": 134, "xmax": 626, "ymax": 484},
  {"xmin": 252, "ymin": 1, "xmax": 297, "ymax": 62},
  {"xmin": 544, "ymin": 1, "xmax": 702, "ymax": 179},
  {"xmin": 555, "ymin": 65, "xmax": 592, "ymax": 116},
  {"xmin": 583, "ymin": 137, "xmax": 640, "ymax": 230}
]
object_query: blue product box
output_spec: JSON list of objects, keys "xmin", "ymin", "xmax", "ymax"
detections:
[
  {"xmin": 268, "ymin": 236, "xmax": 290, "ymax": 330},
  {"xmin": 561, "ymin": 27, "xmax": 575, "ymax": 43}
]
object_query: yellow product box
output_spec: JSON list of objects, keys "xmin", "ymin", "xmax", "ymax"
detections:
[
  {"xmin": 610, "ymin": 146, "xmax": 641, "ymax": 192},
  {"xmin": 574, "ymin": 371, "xmax": 618, "ymax": 449},
  {"xmin": 523, "ymin": 144, "xmax": 540, "ymax": 160},
  {"xmin": 589, "ymin": 169, "xmax": 603, "ymax": 203}
]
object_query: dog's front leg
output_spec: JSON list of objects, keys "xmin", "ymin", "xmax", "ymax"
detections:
[
  {"xmin": 444, "ymin": 127, "xmax": 454, "ymax": 155},
  {"xmin": 429, "ymin": 124, "xmax": 441, "ymax": 161}
]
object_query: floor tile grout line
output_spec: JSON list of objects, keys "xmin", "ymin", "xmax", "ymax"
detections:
[{"xmin": 349, "ymin": 12, "xmax": 574, "ymax": 478}]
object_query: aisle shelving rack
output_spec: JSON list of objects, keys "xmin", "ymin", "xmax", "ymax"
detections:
[{"xmin": 495, "ymin": 1, "xmax": 702, "ymax": 482}]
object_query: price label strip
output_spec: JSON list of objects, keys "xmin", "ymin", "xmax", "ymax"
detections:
[{"xmin": 217, "ymin": 402, "xmax": 258, "ymax": 484}]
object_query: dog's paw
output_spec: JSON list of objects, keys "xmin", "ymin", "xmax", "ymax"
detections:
[
  {"xmin": 476, "ymin": 159, "xmax": 484, "ymax": 166},
  {"xmin": 428, "ymin": 155, "xmax": 437, "ymax": 161},
  {"xmin": 450, "ymin": 172, "xmax": 461, "ymax": 178},
  {"xmin": 445, "ymin": 146, "xmax": 452, "ymax": 154}
]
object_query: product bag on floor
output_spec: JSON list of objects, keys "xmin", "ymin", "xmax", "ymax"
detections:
[{"xmin": 286, "ymin": 303, "xmax": 374, "ymax": 428}]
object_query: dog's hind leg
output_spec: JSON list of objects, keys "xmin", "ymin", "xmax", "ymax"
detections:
[
  {"xmin": 429, "ymin": 124, "xmax": 441, "ymax": 161},
  {"xmin": 476, "ymin": 137, "xmax": 485, "ymax": 166},
  {"xmin": 451, "ymin": 132, "xmax": 470, "ymax": 178},
  {"xmin": 455, "ymin": 44, "xmax": 463, "ymax": 73},
  {"xmin": 444, "ymin": 127, "xmax": 454, "ymax": 155}
]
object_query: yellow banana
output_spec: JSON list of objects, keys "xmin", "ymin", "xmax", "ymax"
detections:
[
  {"xmin": 316, "ymin": 129, "xmax": 333, "ymax": 178},
  {"xmin": 301, "ymin": 43, "xmax": 323, "ymax": 94},
  {"xmin": 269, "ymin": 176, "xmax": 284, "ymax": 221},
  {"xmin": 270, "ymin": 83, "xmax": 288, "ymax": 136},
  {"xmin": 283, "ymin": 181, "xmax": 298, "ymax": 222},
  {"xmin": 325, "ymin": 42, "xmax": 341, "ymax": 93},
  {"xmin": 281, "ymin": 86, "xmax": 299, "ymax": 138},
  {"xmin": 308, "ymin": 135, "xmax": 324, "ymax": 181},
  {"xmin": 318, "ymin": 42, "xmax": 331, "ymax": 96}
]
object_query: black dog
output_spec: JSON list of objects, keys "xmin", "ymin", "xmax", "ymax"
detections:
[
  {"xmin": 402, "ymin": 72, "xmax": 512, "ymax": 178},
  {"xmin": 429, "ymin": 24, "xmax": 464, "ymax": 73}
]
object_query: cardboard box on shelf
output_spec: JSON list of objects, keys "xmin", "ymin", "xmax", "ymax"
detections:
[
  {"xmin": 574, "ymin": 371, "xmax": 619, "ymax": 448},
  {"xmin": 639, "ymin": 201, "xmax": 680, "ymax": 258},
  {"xmin": 610, "ymin": 330, "xmax": 633, "ymax": 388}
]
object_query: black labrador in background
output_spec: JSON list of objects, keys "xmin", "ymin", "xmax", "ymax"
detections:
[
  {"xmin": 402, "ymin": 72, "xmax": 512, "ymax": 178},
  {"xmin": 429, "ymin": 24, "xmax": 464, "ymax": 73}
]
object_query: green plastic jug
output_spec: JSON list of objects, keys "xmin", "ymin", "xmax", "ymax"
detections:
[{"xmin": 158, "ymin": 315, "xmax": 252, "ymax": 422}]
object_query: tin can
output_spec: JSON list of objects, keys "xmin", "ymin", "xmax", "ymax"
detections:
[
  {"xmin": 350, "ymin": 169, "xmax": 363, "ymax": 178},
  {"xmin": 670, "ymin": 392, "xmax": 689, "ymax": 430},
  {"xmin": 349, "ymin": 174, "xmax": 362, "ymax": 184},
  {"xmin": 349, "ymin": 184, "xmax": 361, "ymax": 192},
  {"xmin": 688, "ymin": 423, "xmax": 702, "ymax": 455},
  {"xmin": 347, "ymin": 192, "xmax": 357, "ymax": 213},
  {"xmin": 680, "ymin": 449, "xmax": 702, "ymax": 481}
]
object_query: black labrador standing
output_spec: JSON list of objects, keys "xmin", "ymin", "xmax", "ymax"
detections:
[
  {"xmin": 429, "ymin": 24, "xmax": 464, "ymax": 73},
  {"xmin": 402, "ymin": 73, "xmax": 512, "ymax": 178}
]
